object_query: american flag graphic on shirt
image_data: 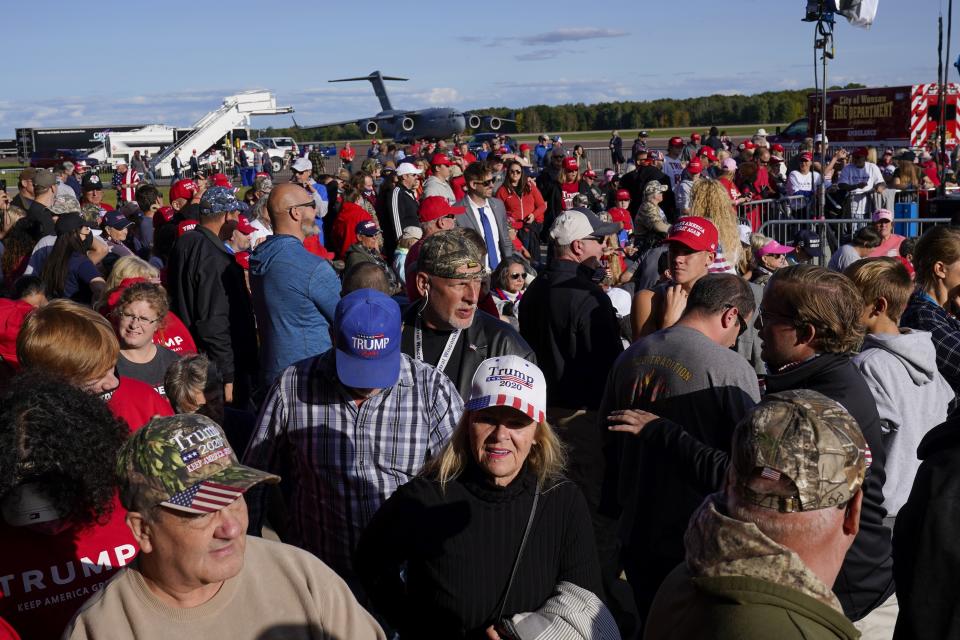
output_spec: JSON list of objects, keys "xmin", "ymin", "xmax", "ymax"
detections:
[{"xmin": 164, "ymin": 481, "xmax": 243, "ymax": 514}]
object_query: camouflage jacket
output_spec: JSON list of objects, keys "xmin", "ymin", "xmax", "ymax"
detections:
[{"xmin": 644, "ymin": 494, "xmax": 859, "ymax": 640}]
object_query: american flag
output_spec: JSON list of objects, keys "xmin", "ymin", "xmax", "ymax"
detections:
[
  {"xmin": 465, "ymin": 394, "xmax": 545, "ymax": 423},
  {"xmin": 760, "ymin": 467, "xmax": 781, "ymax": 481},
  {"xmin": 165, "ymin": 481, "xmax": 243, "ymax": 514}
]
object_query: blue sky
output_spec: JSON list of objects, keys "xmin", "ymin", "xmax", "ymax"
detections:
[{"xmin": 0, "ymin": 0, "xmax": 945, "ymax": 137}]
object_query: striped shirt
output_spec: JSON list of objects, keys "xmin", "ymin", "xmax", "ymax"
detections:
[{"xmin": 243, "ymin": 350, "xmax": 462, "ymax": 578}]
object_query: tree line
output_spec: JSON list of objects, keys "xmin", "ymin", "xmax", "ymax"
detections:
[{"xmin": 255, "ymin": 84, "xmax": 865, "ymax": 141}]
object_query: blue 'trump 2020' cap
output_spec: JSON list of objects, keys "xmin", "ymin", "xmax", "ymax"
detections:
[{"xmin": 334, "ymin": 289, "xmax": 401, "ymax": 389}]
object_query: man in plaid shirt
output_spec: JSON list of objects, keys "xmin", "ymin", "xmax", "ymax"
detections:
[{"xmin": 244, "ymin": 289, "xmax": 463, "ymax": 582}]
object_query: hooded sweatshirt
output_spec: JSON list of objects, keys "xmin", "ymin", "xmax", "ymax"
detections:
[
  {"xmin": 249, "ymin": 234, "xmax": 341, "ymax": 388},
  {"xmin": 645, "ymin": 495, "xmax": 859, "ymax": 640},
  {"xmin": 852, "ymin": 330, "xmax": 955, "ymax": 516}
]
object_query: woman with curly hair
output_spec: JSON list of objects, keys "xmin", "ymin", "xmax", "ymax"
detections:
[
  {"xmin": 0, "ymin": 371, "xmax": 133, "ymax": 639},
  {"xmin": 113, "ymin": 282, "xmax": 181, "ymax": 398},
  {"xmin": 689, "ymin": 179, "xmax": 742, "ymax": 275},
  {"xmin": 99, "ymin": 257, "xmax": 198, "ymax": 357}
]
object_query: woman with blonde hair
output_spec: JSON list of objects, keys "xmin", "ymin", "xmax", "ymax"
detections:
[
  {"xmin": 689, "ymin": 179, "xmax": 741, "ymax": 274},
  {"xmin": 749, "ymin": 233, "xmax": 794, "ymax": 287},
  {"xmin": 101, "ymin": 255, "xmax": 159, "ymax": 301},
  {"xmin": 356, "ymin": 355, "xmax": 603, "ymax": 639}
]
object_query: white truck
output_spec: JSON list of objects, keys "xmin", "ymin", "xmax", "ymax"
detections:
[{"xmin": 238, "ymin": 139, "xmax": 287, "ymax": 172}]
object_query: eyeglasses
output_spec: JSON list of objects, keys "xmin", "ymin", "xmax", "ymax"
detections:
[
  {"xmin": 443, "ymin": 214, "xmax": 457, "ymax": 220},
  {"xmin": 474, "ymin": 179, "xmax": 495, "ymax": 186},
  {"xmin": 118, "ymin": 311, "xmax": 159, "ymax": 326},
  {"xmin": 755, "ymin": 309, "xmax": 798, "ymax": 331},
  {"xmin": 288, "ymin": 200, "xmax": 317, "ymax": 212},
  {"xmin": 508, "ymin": 169, "xmax": 522, "ymax": 175},
  {"xmin": 508, "ymin": 272, "xmax": 525, "ymax": 280},
  {"xmin": 724, "ymin": 304, "xmax": 749, "ymax": 337}
]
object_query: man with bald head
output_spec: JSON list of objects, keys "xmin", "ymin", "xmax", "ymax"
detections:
[{"xmin": 250, "ymin": 183, "xmax": 342, "ymax": 388}]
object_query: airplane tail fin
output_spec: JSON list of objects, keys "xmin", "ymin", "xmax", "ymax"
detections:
[{"xmin": 328, "ymin": 70, "xmax": 407, "ymax": 112}]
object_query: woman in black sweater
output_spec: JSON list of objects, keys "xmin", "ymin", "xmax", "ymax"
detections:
[{"xmin": 354, "ymin": 356, "xmax": 602, "ymax": 639}]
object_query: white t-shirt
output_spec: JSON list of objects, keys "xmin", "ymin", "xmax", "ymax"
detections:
[
  {"xmin": 662, "ymin": 156, "xmax": 684, "ymax": 188},
  {"xmin": 838, "ymin": 161, "xmax": 885, "ymax": 217},
  {"xmin": 787, "ymin": 170, "xmax": 823, "ymax": 196}
]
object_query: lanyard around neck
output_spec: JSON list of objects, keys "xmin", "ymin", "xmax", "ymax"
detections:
[{"xmin": 414, "ymin": 314, "xmax": 461, "ymax": 374}]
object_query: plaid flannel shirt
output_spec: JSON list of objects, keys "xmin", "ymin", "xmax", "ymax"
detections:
[
  {"xmin": 243, "ymin": 350, "xmax": 462, "ymax": 577},
  {"xmin": 901, "ymin": 290, "xmax": 960, "ymax": 394}
]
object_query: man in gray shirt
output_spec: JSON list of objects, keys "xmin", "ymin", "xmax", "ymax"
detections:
[{"xmin": 598, "ymin": 273, "xmax": 761, "ymax": 625}]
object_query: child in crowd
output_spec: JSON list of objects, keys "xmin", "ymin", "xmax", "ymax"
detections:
[{"xmin": 845, "ymin": 257, "xmax": 955, "ymax": 519}]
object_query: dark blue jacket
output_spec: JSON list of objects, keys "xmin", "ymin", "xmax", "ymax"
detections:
[{"xmin": 249, "ymin": 234, "xmax": 341, "ymax": 388}]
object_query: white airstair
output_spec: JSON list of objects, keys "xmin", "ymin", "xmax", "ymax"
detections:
[{"xmin": 151, "ymin": 91, "xmax": 292, "ymax": 178}]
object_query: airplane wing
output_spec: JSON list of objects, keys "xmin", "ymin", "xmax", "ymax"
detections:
[
  {"xmin": 296, "ymin": 116, "xmax": 380, "ymax": 130},
  {"xmin": 298, "ymin": 111, "xmax": 426, "ymax": 131}
]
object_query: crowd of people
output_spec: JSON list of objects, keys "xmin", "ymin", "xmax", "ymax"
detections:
[{"xmin": 1, "ymin": 126, "xmax": 960, "ymax": 640}]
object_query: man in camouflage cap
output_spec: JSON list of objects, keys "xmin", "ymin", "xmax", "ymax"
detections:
[
  {"xmin": 64, "ymin": 414, "xmax": 387, "ymax": 639},
  {"xmin": 644, "ymin": 389, "xmax": 865, "ymax": 640},
  {"xmin": 401, "ymin": 227, "xmax": 535, "ymax": 398}
]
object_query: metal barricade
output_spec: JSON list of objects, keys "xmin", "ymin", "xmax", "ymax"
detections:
[
  {"xmin": 737, "ymin": 196, "xmax": 809, "ymax": 244},
  {"xmin": 756, "ymin": 217, "xmax": 950, "ymax": 267}
]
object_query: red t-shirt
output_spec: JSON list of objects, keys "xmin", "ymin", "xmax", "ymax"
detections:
[
  {"xmin": 0, "ymin": 388, "xmax": 153, "ymax": 640},
  {"xmin": 608, "ymin": 207, "xmax": 633, "ymax": 231},
  {"xmin": 339, "ymin": 147, "xmax": 356, "ymax": 162},
  {"xmin": 0, "ymin": 498, "xmax": 137, "ymax": 640},
  {"xmin": 560, "ymin": 181, "xmax": 579, "ymax": 210},
  {"xmin": 104, "ymin": 376, "xmax": 173, "ymax": 431},
  {"xmin": 154, "ymin": 312, "xmax": 197, "ymax": 356}
]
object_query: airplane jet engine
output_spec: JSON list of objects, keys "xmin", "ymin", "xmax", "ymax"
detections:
[
  {"xmin": 362, "ymin": 120, "xmax": 379, "ymax": 135},
  {"xmin": 467, "ymin": 114, "xmax": 482, "ymax": 129}
]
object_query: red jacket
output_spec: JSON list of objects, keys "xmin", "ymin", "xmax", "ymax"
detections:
[
  {"xmin": 496, "ymin": 184, "xmax": 547, "ymax": 228},
  {"xmin": 330, "ymin": 201, "xmax": 374, "ymax": 260}
]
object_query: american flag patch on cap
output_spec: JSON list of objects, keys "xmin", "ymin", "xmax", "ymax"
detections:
[
  {"xmin": 760, "ymin": 467, "xmax": 782, "ymax": 481},
  {"xmin": 162, "ymin": 481, "xmax": 244, "ymax": 515}
]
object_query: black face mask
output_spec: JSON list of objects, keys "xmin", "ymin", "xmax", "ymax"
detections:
[{"xmin": 80, "ymin": 232, "xmax": 93, "ymax": 252}]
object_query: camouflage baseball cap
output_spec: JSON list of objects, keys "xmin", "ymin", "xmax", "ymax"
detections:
[
  {"xmin": 253, "ymin": 175, "xmax": 273, "ymax": 194},
  {"xmin": 50, "ymin": 194, "xmax": 82, "ymax": 216},
  {"xmin": 731, "ymin": 389, "xmax": 869, "ymax": 513},
  {"xmin": 117, "ymin": 414, "xmax": 279, "ymax": 515},
  {"xmin": 418, "ymin": 228, "xmax": 486, "ymax": 280},
  {"xmin": 199, "ymin": 186, "xmax": 242, "ymax": 216}
]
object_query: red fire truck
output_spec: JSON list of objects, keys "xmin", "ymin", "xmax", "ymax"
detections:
[{"xmin": 768, "ymin": 83, "xmax": 960, "ymax": 150}]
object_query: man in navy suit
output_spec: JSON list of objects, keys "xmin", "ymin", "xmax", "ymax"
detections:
[{"xmin": 455, "ymin": 161, "xmax": 513, "ymax": 269}]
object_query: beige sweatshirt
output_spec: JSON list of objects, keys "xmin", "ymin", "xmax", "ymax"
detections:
[{"xmin": 63, "ymin": 535, "xmax": 385, "ymax": 640}]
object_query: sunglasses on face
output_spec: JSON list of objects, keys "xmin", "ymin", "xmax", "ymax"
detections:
[
  {"xmin": 724, "ymin": 304, "xmax": 749, "ymax": 337},
  {"xmin": 474, "ymin": 179, "xmax": 494, "ymax": 187},
  {"xmin": 508, "ymin": 272, "xmax": 525, "ymax": 280},
  {"xmin": 288, "ymin": 200, "xmax": 317, "ymax": 212}
]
